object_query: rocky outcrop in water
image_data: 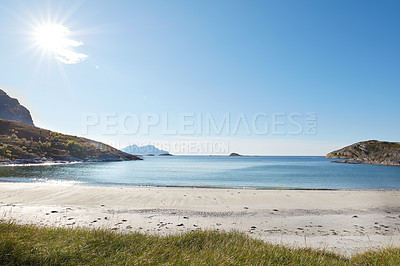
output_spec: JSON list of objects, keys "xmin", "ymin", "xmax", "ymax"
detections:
[
  {"xmin": 326, "ymin": 140, "xmax": 400, "ymax": 166},
  {"xmin": 0, "ymin": 89, "xmax": 34, "ymax": 126}
]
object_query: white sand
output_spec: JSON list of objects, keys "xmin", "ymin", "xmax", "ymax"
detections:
[{"xmin": 1, "ymin": 183, "xmax": 399, "ymax": 257}]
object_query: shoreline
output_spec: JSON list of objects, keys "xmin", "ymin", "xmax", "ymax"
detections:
[
  {"xmin": 0, "ymin": 161, "xmax": 83, "ymax": 167},
  {"xmin": 2, "ymin": 180, "xmax": 400, "ymax": 191},
  {"xmin": 1, "ymin": 182, "xmax": 399, "ymax": 257}
]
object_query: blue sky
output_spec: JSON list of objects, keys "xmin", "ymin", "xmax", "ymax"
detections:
[{"xmin": 0, "ymin": 0, "xmax": 399, "ymax": 155}]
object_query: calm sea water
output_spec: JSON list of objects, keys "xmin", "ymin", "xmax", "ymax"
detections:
[{"xmin": 0, "ymin": 156, "xmax": 400, "ymax": 189}]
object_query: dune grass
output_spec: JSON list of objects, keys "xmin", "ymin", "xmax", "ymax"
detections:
[{"xmin": 0, "ymin": 221, "xmax": 399, "ymax": 265}]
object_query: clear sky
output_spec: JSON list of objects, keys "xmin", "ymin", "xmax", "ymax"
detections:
[{"xmin": 0, "ymin": 0, "xmax": 399, "ymax": 155}]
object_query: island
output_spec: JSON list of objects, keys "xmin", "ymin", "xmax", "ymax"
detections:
[
  {"xmin": 122, "ymin": 144, "xmax": 172, "ymax": 156},
  {"xmin": 325, "ymin": 140, "xmax": 400, "ymax": 166},
  {"xmin": 229, "ymin": 152, "xmax": 242, "ymax": 156}
]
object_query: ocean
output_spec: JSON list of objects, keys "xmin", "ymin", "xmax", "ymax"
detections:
[{"xmin": 0, "ymin": 156, "xmax": 399, "ymax": 189}]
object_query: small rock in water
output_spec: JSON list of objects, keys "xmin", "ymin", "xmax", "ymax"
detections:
[
  {"xmin": 352, "ymin": 215, "xmax": 358, "ymax": 218},
  {"xmin": 273, "ymin": 209, "xmax": 278, "ymax": 212},
  {"xmin": 183, "ymin": 216, "xmax": 189, "ymax": 219},
  {"xmin": 244, "ymin": 207, "xmax": 249, "ymax": 209},
  {"xmin": 51, "ymin": 210, "xmax": 58, "ymax": 213},
  {"xmin": 177, "ymin": 223, "xmax": 184, "ymax": 227}
]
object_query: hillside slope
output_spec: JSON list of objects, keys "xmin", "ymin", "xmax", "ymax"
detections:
[
  {"xmin": 326, "ymin": 140, "xmax": 400, "ymax": 166},
  {"xmin": 0, "ymin": 119, "xmax": 141, "ymax": 164},
  {"xmin": 0, "ymin": 89, "xmax": 34, "ymax": 126}
]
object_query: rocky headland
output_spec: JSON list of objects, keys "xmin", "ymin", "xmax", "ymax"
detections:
[
  {"xmin": 326, "ymin": 140, "xmax": 400, "ymax": 166},
  {"xmin": 0, "ymin": 119, "xmax": 141, "ymax": 165}
]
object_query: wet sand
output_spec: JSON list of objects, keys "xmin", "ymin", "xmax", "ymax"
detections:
[{"xmin": 1, "ymin": 183, "xmax": 399, "ymax": 256}]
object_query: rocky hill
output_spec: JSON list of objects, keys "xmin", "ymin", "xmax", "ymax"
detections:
[
  {"xmin": 326, "ymin": 140, "xmax": 400, "ymax": 166},
  {"xmin": 0, "ymin": 89, "xmax": 34, "ymax": 126},
  {"xmin": 0, "ymin": 119, "xmax": 141, "ymax": 165}
]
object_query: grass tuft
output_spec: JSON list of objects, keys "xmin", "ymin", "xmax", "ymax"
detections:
[{"xmin": 0, "ymin": 221, "xmax": 399, "ymax": 265}]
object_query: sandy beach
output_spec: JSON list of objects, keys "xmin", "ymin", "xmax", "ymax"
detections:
[{"xmin": 0, "ymin": 182, "xmax": 399, "ymax": 257}]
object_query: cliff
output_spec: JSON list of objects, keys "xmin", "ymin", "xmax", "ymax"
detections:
[
  {"xmin": 0, "ymin": 89, "xmax": 34, "ymax": 126},
  {"xmin": 0, "ymin": 119, "xmax": 141, "ymax": 164},
  {"xmin": 326, "ymin": 140, "xmax": 400, "ymax": 166}
]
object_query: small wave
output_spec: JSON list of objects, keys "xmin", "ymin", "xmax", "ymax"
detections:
[{"xmin": 0, "ymin": 161, "xmax": 82, "ymax": 167}]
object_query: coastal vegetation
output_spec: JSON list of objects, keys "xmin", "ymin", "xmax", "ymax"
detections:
[
  {"xmin": 0, "ymin": 119, "xmax": 140, "ymax": 163},
  {"xmin": 326, "ymin": 140, "xmax": 400, "ymax": 166},
  {"xmin": 0, "ymin": 221, "xmax": 399, "ymax": 265}
]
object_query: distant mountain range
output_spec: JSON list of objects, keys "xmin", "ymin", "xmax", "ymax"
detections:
[
  {"xmin": 326, "ymin": 140, "xmax": 400, "ymax": 166},
  {"xmin": 122, "ymin": 144, "xmax": 171, "ymax": 156},
  {"xmin": 0, "ymin": 89, "xmax": 34, "ymax": 126}
]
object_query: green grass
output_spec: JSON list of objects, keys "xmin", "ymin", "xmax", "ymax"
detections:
[{"xmin": 0, "ymin": 222, "xmax": 399, "ymax": 265}]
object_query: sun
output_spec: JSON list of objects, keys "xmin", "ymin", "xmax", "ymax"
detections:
[
  {"xmin": 34, "ymin": 24, "xmax": 70, "ymax": 52},
  {"xmin": 17, "ymin": 3, "xmax": 88, "ymax": 65},
  {"xmin": 32, "ymin": 23, "xmax": 87, "ymax": 64}
]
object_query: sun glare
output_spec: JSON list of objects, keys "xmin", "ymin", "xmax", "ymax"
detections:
[
  {"xmin": 32, "ymin": 23, "xmax": 87, "ymax": 64},
  {"xmin": 34, "ymin": 24, "xmax": 70, "ymax": 52}
]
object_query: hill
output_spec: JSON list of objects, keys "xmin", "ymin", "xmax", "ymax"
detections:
[
  {"xmin": 326, "ymin": 140, "xmax": 400, "ymax": 166},
  {"xmin": 122, "ymin": 144, "xmax": 171, "ymax": 156},
  {"xmin": 0, "ymin": 89, "xmax": 34, "ymax": 126},
  {"xmin": 0, "ymin": 119, "xmax": 141, "ymax": 164}
]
